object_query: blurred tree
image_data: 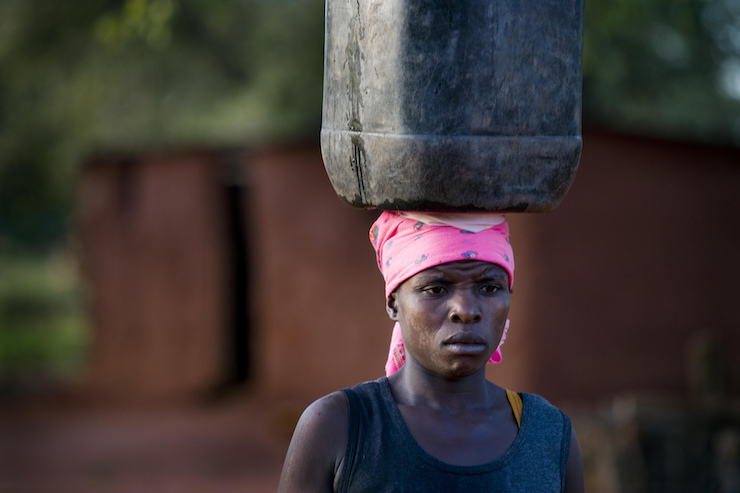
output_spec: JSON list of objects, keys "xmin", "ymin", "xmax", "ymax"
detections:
[
  {"xmin": 583, "ymin": 0, "xmax": 740, "ymax": 144},
  {"xmin": 0, "ymin": 0, "xmax": 324, "ymax": 252}
]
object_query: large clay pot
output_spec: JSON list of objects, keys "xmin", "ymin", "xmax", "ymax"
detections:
[{"xmin": 321, "ymin": 0, "xmax": 584, "ymax": 212}]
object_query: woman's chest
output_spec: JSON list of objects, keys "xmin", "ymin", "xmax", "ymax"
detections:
[{"xmin": 397, "ymin": 405, "xmax": 519, "ymax": 466}]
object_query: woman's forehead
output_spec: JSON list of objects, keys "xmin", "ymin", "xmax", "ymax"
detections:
[{"xmin": 414, "ymin": 260, "xmax": 509, "ymax": 280}]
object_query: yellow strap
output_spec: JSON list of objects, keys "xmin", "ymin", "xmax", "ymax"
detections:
[{"xmin": 505, "ymin": 389, "xmax": 523, "ymax": 429}]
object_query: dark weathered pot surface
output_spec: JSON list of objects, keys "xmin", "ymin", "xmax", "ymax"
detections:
[{"xmin": 321, "ymin": 0, "xmax": 584, "ymax": 212}]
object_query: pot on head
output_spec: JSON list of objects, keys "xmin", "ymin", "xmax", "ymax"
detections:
[{"xmin": 321, "ymin": 0, "xmax": 584, "ymax": 212}]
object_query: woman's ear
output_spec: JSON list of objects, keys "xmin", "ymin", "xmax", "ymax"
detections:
[{"xmin": 386, "ymin": 293, "xmax": 399, "ymax": 321}]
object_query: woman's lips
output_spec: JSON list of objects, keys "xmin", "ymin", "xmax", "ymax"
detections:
[{"xmin": 443, "ymin": 333, "xmax": 487, "ymax": 354}]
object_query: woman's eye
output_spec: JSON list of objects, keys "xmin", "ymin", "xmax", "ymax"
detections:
[{"xmin": 423, "ymin": 286, "xmax": 446, "ymax": 295}]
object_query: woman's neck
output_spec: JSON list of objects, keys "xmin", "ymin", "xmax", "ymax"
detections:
[{"xmin": 389, "ymin": 359, "xmax": 499, "ymax": 415}]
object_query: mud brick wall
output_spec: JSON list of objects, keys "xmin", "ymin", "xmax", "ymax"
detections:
[
  {"xmin": 79, "ymin": 150, "xmax": 230, "ymax": 402},
  {"xmin": 79, "ymin": 131, "xmax": 740, "ymax": 406}
]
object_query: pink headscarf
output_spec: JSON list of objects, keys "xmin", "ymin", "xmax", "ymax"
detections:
[{"xmin": 369, "ymin": 211, "xmax": 515, "ymax": 376}]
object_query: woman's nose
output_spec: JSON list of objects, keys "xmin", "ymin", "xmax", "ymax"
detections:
[{"xmin": 449, "ymin": 291, "xmax": 482, "ymax": 323}]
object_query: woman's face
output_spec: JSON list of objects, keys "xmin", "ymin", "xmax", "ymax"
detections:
[{"xmin": 387, "ymin": 260, "xmax": 511, "ymax": 379}]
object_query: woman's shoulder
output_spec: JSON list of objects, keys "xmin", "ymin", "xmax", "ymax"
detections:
[
  {"xmin": 293, "ymin": 377, "xmax": 387, "ymax": 441},
  {"xmin": 301, "ymin": 390, "xmax": 350, "ymax": 432},
  {"xmin": 518, "ymin": 391, "xmax": 550, "ymax": 403},
  {"xmin": 341, "ymin": 376, "xmax": 387, "ymax": 397},
  {"xmin": 519, "ymin": 391, "xmax": 563, "ymax": 411},
  {"xmin": 518, "ymin": 391, "xmax": 572, "ymax": 429},
  {"xmin": 277, "ymin": 391, "xmax": 349, "ymax": 492}
]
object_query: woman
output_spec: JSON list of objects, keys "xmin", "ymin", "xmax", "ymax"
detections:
[{"xmin": 278, "ymin": 211, "xmax": 584, "ymax": 492}]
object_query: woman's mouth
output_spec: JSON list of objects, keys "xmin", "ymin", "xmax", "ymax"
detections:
[{"xmin": 443, "ymin": 333, "xmax": 487, "ymax": 354}]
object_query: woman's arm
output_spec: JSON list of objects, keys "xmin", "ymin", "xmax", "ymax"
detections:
[
  {"xmin": 564, "ymin": 427, "xmax": 585, "ymax": 493},
  {"xmin": 278, "ymin": 391, "xmax": 349, "ymax": 493}
]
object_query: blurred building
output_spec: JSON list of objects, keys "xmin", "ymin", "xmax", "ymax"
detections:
[
  {"xmin": 78, "ymin": 129, "xmax": 740, "ymax": 491},
  {"xmin": 78, "ymin": 129, "xmax": 740, "ymax": 405}
]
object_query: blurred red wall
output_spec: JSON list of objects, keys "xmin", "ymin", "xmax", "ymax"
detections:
[
  {"xmin": 79, "ymin": 150, "xmax": 229, "ymax": 402},
  {"xmin": 518, "ymin": 129, "xmax": 740, "ymax": 403},
  {"xmin": 79, "ymin": 130, "xmax": 740, "ymax": 406}
]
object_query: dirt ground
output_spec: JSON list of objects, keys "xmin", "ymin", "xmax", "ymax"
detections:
[{"xmin": 0, "ymin": 387, "xmax": 299, "ymax": 493}]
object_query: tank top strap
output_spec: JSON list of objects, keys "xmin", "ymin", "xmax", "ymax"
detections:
[{"xmin": 505, "ymin": 389, "xmax": 523, "ymax": 429}]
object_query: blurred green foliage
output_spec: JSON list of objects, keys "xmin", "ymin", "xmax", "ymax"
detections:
[
  {"xmin": 0, "ymin": 0, "xmax": 325, "ymax": 252},
  {"xmin": 583, "ymin": 0, "xmax": 740, "ymax": 143},
  {"xmin": 0, "ymin": 252, "xmax": 88, "ymax": 381},
  {"xmin": 0, "ymin": 0, "xmax": 739, "ymax": 381}
]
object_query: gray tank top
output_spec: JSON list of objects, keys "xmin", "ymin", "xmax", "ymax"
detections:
[{"xmin": 338, "ymin": 377, "xmax": 571, "ymax": 492}]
